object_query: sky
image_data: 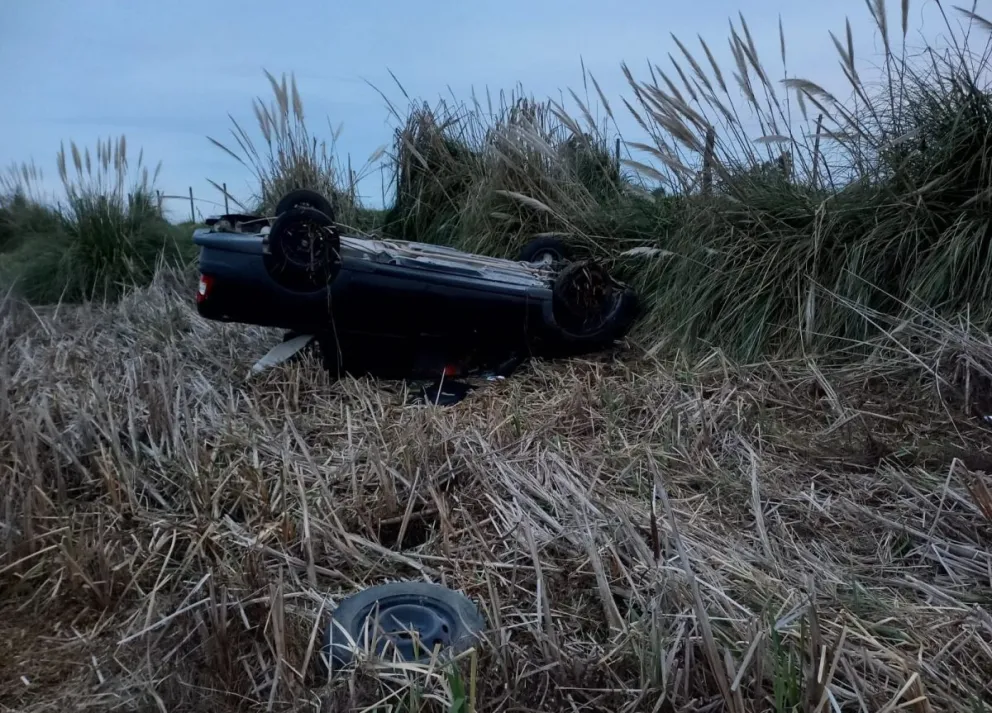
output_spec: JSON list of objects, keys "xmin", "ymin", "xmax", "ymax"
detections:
[{"xmin": 0, "ymin": 0, "xmax": 960, "ymax": 220}]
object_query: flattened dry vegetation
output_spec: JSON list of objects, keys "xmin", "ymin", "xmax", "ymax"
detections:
[
  {"xmin": 1, "ymin": 270, "xmax": 990, "ymax": 712},
  {"xmin": 3, "ymin": 6, "xmax": 992, "ymax": 709}
]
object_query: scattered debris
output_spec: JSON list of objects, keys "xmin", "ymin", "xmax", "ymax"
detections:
[
  {"xmin": 618, "ymin": 246, "xmax": 671, "ymax": 258},
  {"xmin": 250, "ymin": 333, "xmax": 315, "ymax": 374}
]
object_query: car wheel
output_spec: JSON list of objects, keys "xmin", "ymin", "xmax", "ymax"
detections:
[
  {"xmin": 264, "ymin": 206, "xmax": 342, "ymax": 291},
  {"xmin": 519, "ymin": 236, "xmax": 571, "ymax": 265},
  {"xmin": 319, "ymin": 581, "xmax": 486, "ymax": 677},
  {"xmin": 551, "ymin": 260, "xmax": 639, "ymax": 346},
  {"xmin": 275, "ymin": 189, "xmax": 335, "ymax": 219}
]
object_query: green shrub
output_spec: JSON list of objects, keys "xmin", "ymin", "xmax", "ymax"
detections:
[
  {"xmin": 621, "ymin": 2, "xmax": 992, "ymax": 359},
  {"xmin": 0, "ymin": 137, "xmax": 193, "ymax": 304},
  {"xmin": 0, "ymin": 193, "xmax": 61, "ymax": 255},
  {"xmin": 381, "ymin": 88, "xmax": 677, "ymax": 259},
  {"xmin": 0, "ymin": 161, "xmax": 59, "ymax": 255}
]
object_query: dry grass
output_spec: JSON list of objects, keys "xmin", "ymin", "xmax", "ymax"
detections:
[
  {"xmin": 4, "ymin": 6, "xmax": 990, "ymax": 709},
  {"xmin": 2, "ymin": 265, "xmax": 991, "ymax": 712}
]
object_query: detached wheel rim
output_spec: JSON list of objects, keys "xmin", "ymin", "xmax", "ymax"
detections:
[
  {"xmin": 321, "ymin": 582, "xmax": 486, "ymax": 675},
  {"xmin": 366, "ymin": 599, "xmax": 456, "ymax": 658}
]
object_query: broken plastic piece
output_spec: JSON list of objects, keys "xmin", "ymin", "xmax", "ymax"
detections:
[{"xmin": 250, "ymin": 334, "xmax": 316, "ymax": 374}]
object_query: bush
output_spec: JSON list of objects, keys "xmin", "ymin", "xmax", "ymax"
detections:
[
  {"xmin": 0, "ymin": 137, "xmax": 193, "ymax": 304},
  {"xmin": 619, "ymin": 3, "xmax": 992, "ymax": 359},
  {"xmin": 381, "ymin": 90, "xmax": 678, "ymax": 259},
  {"xmin": 0, "ymin": 161, "xmax": 60, "ymax": 255},
  {"xmin": 0, "ymin": 193, "xmax": 61, "ymax": 256}
]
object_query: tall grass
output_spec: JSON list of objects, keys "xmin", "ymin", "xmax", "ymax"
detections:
[
  {"xmin": 160, "ymin": 2, "xmax": 992, "ymax": 361},
  {"xmin": 378, "ymin": 88, "xmax": 671, "ymax": 258},
  {"xmin": 363, "ymin": 2, "xmax": 992, "ymax": 361},
  {"xmin": 210, "ymin": 72, "xmax": 680, "ymax": 258},
  {"xmin": 618, "ymin": 2, "xmax": 992, "ymax": 359},
  {"xmin": 207, "ymin": 70, "xmax": 384, "ymax": 232},
  {"xmin": 412, "ymin": 83, "xmax": 687, "ymax": 260},
  {"xmin": 0, "ymin": 136, "xmax": 192, "ymax": 304},
  {"xmin": 0, "ymin": 162, "xmax": 60, "ymax": 254}
]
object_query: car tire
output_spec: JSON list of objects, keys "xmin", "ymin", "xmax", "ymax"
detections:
[
  {"xmin": 319, "ymin": 581, "xmax": 486, "ymax": 677},
  {"xmin": 264, "ymin": 206, "xmax": 342, "ymax": 291},
  {"xmin": 519, "ymin": 236, "xmax": 571, "ymax": 264},
  {"xmin": 275, "ymin": 189, "xmax": 335, "ymax": 219},
  {"xmin": 550, "ymin": 260, "xmax": 639, "ymax": 347}
]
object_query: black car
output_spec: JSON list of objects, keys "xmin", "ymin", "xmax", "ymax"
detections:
[{"xmin": 194, "ymin": 189, "xmax": 639, "ymax": 379}]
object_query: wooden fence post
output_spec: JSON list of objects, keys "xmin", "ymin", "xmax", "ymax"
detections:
[
  {"xmin": 223, "ymin": 183, "xmax": 229, "ymax": 214},
  {"xmin": 188, "ymin": 186, "xmax": 195, "ymax": 223}
]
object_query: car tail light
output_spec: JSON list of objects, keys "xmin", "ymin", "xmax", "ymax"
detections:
[{"xmin": 197, "ymin": 274, "xmax": 214, "ymax": 303}]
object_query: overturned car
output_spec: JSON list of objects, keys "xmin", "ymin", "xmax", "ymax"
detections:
[{"xmin": 193, "ymin": 189, "xmax": 639, "ymax": 379}]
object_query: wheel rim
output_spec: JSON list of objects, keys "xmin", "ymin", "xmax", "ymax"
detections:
[
  {"xmin": 553, "ymin": 261, "xmax": 620, "ymax": 334},
  {"xmin": 324, "ymin": 585, "xmax": 484, "ymax": 671},
  {"xmin": 366, "ymin": 600, "xmax": 455, "ymax": 658},
  {"xmin": 280, "ymin": 219, "xmax": 336, "ymax": 270}
]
